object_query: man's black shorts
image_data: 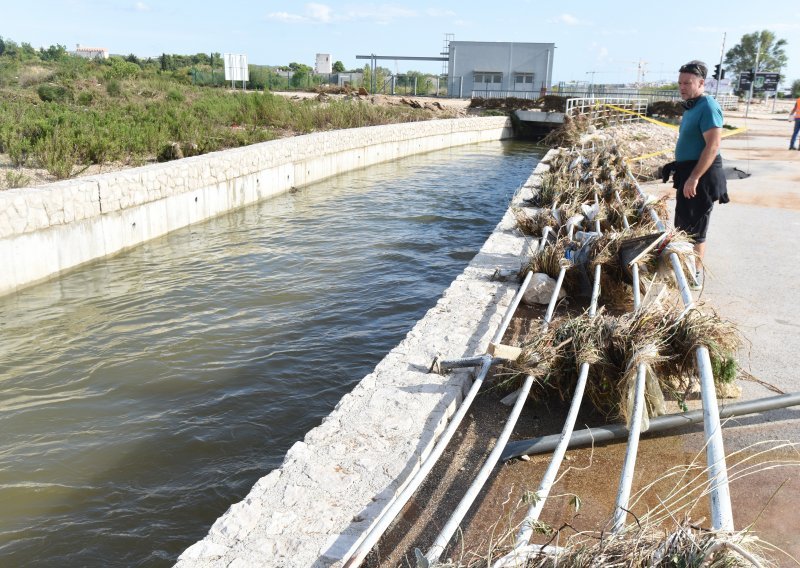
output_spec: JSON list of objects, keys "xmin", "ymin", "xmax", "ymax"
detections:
[{"xmin": 673, "ymin": 156, "xmax": 727, "ymax": 244}]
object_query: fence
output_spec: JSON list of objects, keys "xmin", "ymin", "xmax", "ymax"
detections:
[
  {"xmin": 556, "ymin": 88, "xmax": 738, "ymax": 111},
  {"xmin": 565, "ymin": 97, "xmax": 648, "ymax": 126}
]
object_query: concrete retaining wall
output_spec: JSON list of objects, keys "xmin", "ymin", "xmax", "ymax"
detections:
[
  {"xmin": 174, "ymin": 150, "xmax": 552, "ymax": 567},
  {"xmin": 0, "ymin": 116, "xmax": 512, "ymax": 298}
]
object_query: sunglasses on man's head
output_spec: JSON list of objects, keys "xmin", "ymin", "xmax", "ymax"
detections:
[{"xmin": 679, "ymin": 64, "xmax": 705, "ymax": 78}]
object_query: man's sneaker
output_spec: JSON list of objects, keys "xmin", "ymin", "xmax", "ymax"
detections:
[{"xmin": 689, "ymin": 269, "xmax": 703, "ymax": 291}]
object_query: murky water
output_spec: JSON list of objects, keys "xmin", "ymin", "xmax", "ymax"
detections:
[{"xmin": 0, "ymin": 141, "xmax": 542, "ymax": 566}]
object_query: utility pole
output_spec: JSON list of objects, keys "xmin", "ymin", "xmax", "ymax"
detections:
[
  {"xmin": 745, "ymin": 36, "xmax": 762, "ymax": 119},
  {"xmin": 714, "ymin": 32, "xmax": 726, "ymax": 98}
]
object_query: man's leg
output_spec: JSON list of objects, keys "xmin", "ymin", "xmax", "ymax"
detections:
[
  {"xmin": 694, "ymin": 242, "xmax": 706, "ymax": 265},
  {"xmin": 791, "ymin": 120, "xmax": 800, "ymax": 149}
]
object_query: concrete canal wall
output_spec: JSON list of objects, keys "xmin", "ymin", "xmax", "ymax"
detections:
[
  {"xmin": 0, "ymin": 116, "xmax": 512, "ymax": 298},
  {"xmin": 174, "ymin": 152, "xmax": 552, "ymax": 567}
]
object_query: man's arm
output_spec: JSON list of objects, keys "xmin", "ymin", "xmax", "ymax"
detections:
[{"xmin": 683, "ymin": 127, "xmax": 722, "ymax": 198}]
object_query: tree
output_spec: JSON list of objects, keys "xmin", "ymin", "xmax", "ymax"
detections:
[
  {"xmin": 724, "ymin": 30, "xmax": 788, "ymax": 75},
  {"xmin": 40, "ymin": 44, "xmax": 68, "ymax": 62},
  {"xmin": 792, "ymin": 79, "xmax": 800, "ymax": 98},
  {"xmin": 332, "ymin": 60, "xmax": 345, "ymax": 73}
]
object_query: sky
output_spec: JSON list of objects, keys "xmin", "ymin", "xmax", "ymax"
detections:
[{"xmin": 4, "ymin": 1, "xmax": 800, "ymax": 87}]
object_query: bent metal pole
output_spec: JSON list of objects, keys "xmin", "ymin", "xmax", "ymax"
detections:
[
  {"xmin": 504, "ymin": 250, "xmax": 604, "ymax": 561},
  {"xmin": 341, "ymin": 271, "xmax": 536, "ymax": 567},
  {"xmin": 625, "ymin": 165, "xmax": 734, "ymax": 531},
  {"xmin": 424, "ymin": 242, "xmax": 571, "ymax": 564}
]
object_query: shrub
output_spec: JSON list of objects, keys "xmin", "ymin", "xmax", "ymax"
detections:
[
  {"xmin": 77, "ymin": 91, "xmax": 94, "ymax": 106},
  {"xmin": 36, "ymin": 128, "xmax": 80, "ymax": 179},
  {"xmin": 166, "ymin": 88, "xmax": 184, "ymax": 103},
  {"xmin": 5, "ymin": 170, "xmax": 31, "ymax": 188},
  {"xmin": 37, "ymin": 83, "xmax": 72, "ymax": 103},
  {"xmin": 106, "ymin": 80, "xmax": 122, "ymax": 97}
]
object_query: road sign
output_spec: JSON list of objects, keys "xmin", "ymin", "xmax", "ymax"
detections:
[{"xmin": 738, "ymin": 72, "xmax": 780, "ymax": 92}]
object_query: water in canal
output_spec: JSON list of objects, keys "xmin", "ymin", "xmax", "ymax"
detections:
[{"xmin": 0, "ymin": 140, "xmax": 541, "ymax": 566}]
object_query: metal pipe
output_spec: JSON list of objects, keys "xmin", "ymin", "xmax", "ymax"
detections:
[
  {"xmin": 696, "ymin": 345, "xmax": 735, "ymax": 531},
  {"xmin": 625, "ymin": 166, "xmax": 732, "ymax": 530},
  {"xmin": 425, "ymin": 375, "xmax": 535, "ymax": 563},
  {"xmin": 611, "ymin": 362, "xmax": 647, "ymax": 531},
  {"xmin": 502, "ymin": 256, "xmax": 604, "ymax": 561},
  {"xmin": 344, "ymin": 269, "xmax": 539, "ymax": 565},
  {"xmin": 342, "ymin": 357, "xmax": 493, "ymax": 567},
  {"xmin": 492, "ymin": 271, "xmax": 534, "ymax": 345},
  {"xmin": 512, "ymin": 362, "xmax": 590, "ymax": 550},
  {"xmin": 436, "ymin": 356, "xmax": 506, "ymax": 371},
  {"xmin": 588, "ymin": 264, "xmax": 601, "ymax": 317},
  {"xmin": 502, "ymin": 392, "xmax": 800, "ymax": 460},
  {"xmin": 543, "ymin": 266, "xmax": 566, "ymax": 324},
  {"xmin": 426, "ymin": 234, "xmax": 569, "ymax": 563}
]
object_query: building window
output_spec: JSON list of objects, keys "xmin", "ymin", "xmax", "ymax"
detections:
[
  {"xmin": 514, "ymin": 73, "xmax": 534, "ymax": 84},
  {"xmin": 474, "ymin": 72, "xmax": 502, "ymax": 85}
]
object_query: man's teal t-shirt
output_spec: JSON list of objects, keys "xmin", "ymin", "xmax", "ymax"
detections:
[{"xmin": 675, "ymin": 95, "xmax": 723, "ymax": 161}]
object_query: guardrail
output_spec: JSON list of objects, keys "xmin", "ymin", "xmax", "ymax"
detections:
[{"xmin": 565, "ymin": 97, "xmax": 648, "ymax": 126}]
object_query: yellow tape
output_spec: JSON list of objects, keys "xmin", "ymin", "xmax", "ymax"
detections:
[{"xmin": 602, "ymin": 103, "xmax": 678, "ymax": 129}]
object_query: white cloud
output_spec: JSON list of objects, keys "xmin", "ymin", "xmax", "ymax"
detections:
[
  {"xmin": 425, "ymin": 8, "xmax": 456, "ymax": 18},
  {"xmin": 134, "ymin": 2, "xmax": 150, "ymax": 11},
  {"xmin": 266, "ymin": 11, "xmax": 307, "ymax": 22},
  {"xmin": 306, "ymin": 2, "xmax": 333, "ymax": 22},
  {"xmin": 548, "ymin": 13, "xmax": 591, "ymax": 26},
  {"xmin": 266, "ymin": 3, "xmax": 418, "ymax": 25}
]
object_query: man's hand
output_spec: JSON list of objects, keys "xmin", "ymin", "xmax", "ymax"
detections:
[{"xmin": 683, "ymin": 176, "xmax": 699, "ymax": 198}]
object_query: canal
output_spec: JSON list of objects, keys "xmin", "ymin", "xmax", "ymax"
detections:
[{"xmin": 0, "ymin": 140, "xmax": 542, "ymax": 566}]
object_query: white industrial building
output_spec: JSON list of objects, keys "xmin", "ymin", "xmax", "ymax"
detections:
[
  {"xmin": 446, "ymin": 41, "xmax": 555, "ymax": 98},
  {"xmin": 73, "ymin": 44, "xmax": 109, "ymax": 59},
  {"xmin": 315, "ymin": 53, "xmax": 332, "ymax": 74}
]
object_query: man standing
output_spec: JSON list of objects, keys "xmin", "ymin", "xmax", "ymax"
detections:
[
  {"xmin": 671, "ymin": 60, "xmax": 729, "ymax": 288},
  {"xmin": 790, "ymin": 96, "xmax": 800, "ymax": 150}
]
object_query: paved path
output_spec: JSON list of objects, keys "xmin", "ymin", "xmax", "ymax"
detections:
[{"xmin": 645, "ymin": 107, "xmax": 800, "ymax": 561}]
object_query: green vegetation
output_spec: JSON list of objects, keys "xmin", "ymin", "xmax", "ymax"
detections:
[{"xmin": 0, "ymin": 35, "xmax": 444, "ymax": 183}]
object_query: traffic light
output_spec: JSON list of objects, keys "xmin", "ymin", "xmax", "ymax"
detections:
[{"xmin": 713, "ymin": 64, "xmax": 721, "ymax": 80}]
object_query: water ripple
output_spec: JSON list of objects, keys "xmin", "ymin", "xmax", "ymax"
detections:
[{"xmin": 0, "ymin": 140, "xmax": 541, "ymax": 566}]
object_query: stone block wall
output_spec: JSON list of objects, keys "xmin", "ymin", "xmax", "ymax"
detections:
[{"xmin": 0, "ymin": 116, "xmax": 512, "ymax": 297}]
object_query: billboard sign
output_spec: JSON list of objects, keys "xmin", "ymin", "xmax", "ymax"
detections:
[
  {"xmin": 738, "ymin": 72, "xmax": 780, "ymax": 92},
  {"xmin": 224, "ymin": 53, "xmax": 249, "ymax": 82}
]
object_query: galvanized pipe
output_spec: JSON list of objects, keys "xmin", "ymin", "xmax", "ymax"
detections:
[
  {"xmin": 543, "ymin": 266, "xmax": 567, "ymax": 324},
  {"xmin": 341, "ymin": 357, "xmax": 493, "ymax": 567},
  {"xmin": 343, "ymin": 268, "xmax": 540, "ymax": 566},
  {"xmin": 492, "ymin": 271, "xmax": 534, "ymax": 346},
  {"xmin": 426, "ymin": 230, "xmax": 570, "ymax": 563},
  {"xmin": 626, "ymin": 165, "xmax": 732, "ymax": 531},
  {"xmin": 501, "ymin": 391, "xmax": 800, "ymax": 460},
  {"xmin": 504, "ymin": 252, "xmax": 604, "ymax": 560},
  {"xmin": 512, "ymin": 361, "xmax": 590, "ymax": 550},
  {"xmin": 611, "ymin": 362, "xmax": 647, "ymax": 531},
  {"xmin": 436, "ymin": 356, "xmax": 505, "ymax": 371},
  {"xmin": 425, "ymin": 375, "xmax": 535, "ymax": 563}
]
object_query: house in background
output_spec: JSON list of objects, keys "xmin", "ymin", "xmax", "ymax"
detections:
[
  {"xmin": 74, "ymin": 44, "xmax": 109, "ymax": 60},
  {"xmin": 446, "ymin": 41, "xmax": 555, "ymax": 98}
]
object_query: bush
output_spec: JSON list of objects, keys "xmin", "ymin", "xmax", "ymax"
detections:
[
  {"xmin": 36, "ymin": 128, "xmax": 80, "ymax": 179},
  {"xmin": 37, "ymin": 83, "xmax": 72, "ymax": 103},
  {"xmin": 77, "ymin": 91, "xmax": 94, "ymax": 106},
  {"xmin": 166, "ymin": 88, "xmax": 184, "ymax": 103},
  {"xmin": 106, "ymin": 80, "xmax": 122, "ymax": 97}
]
